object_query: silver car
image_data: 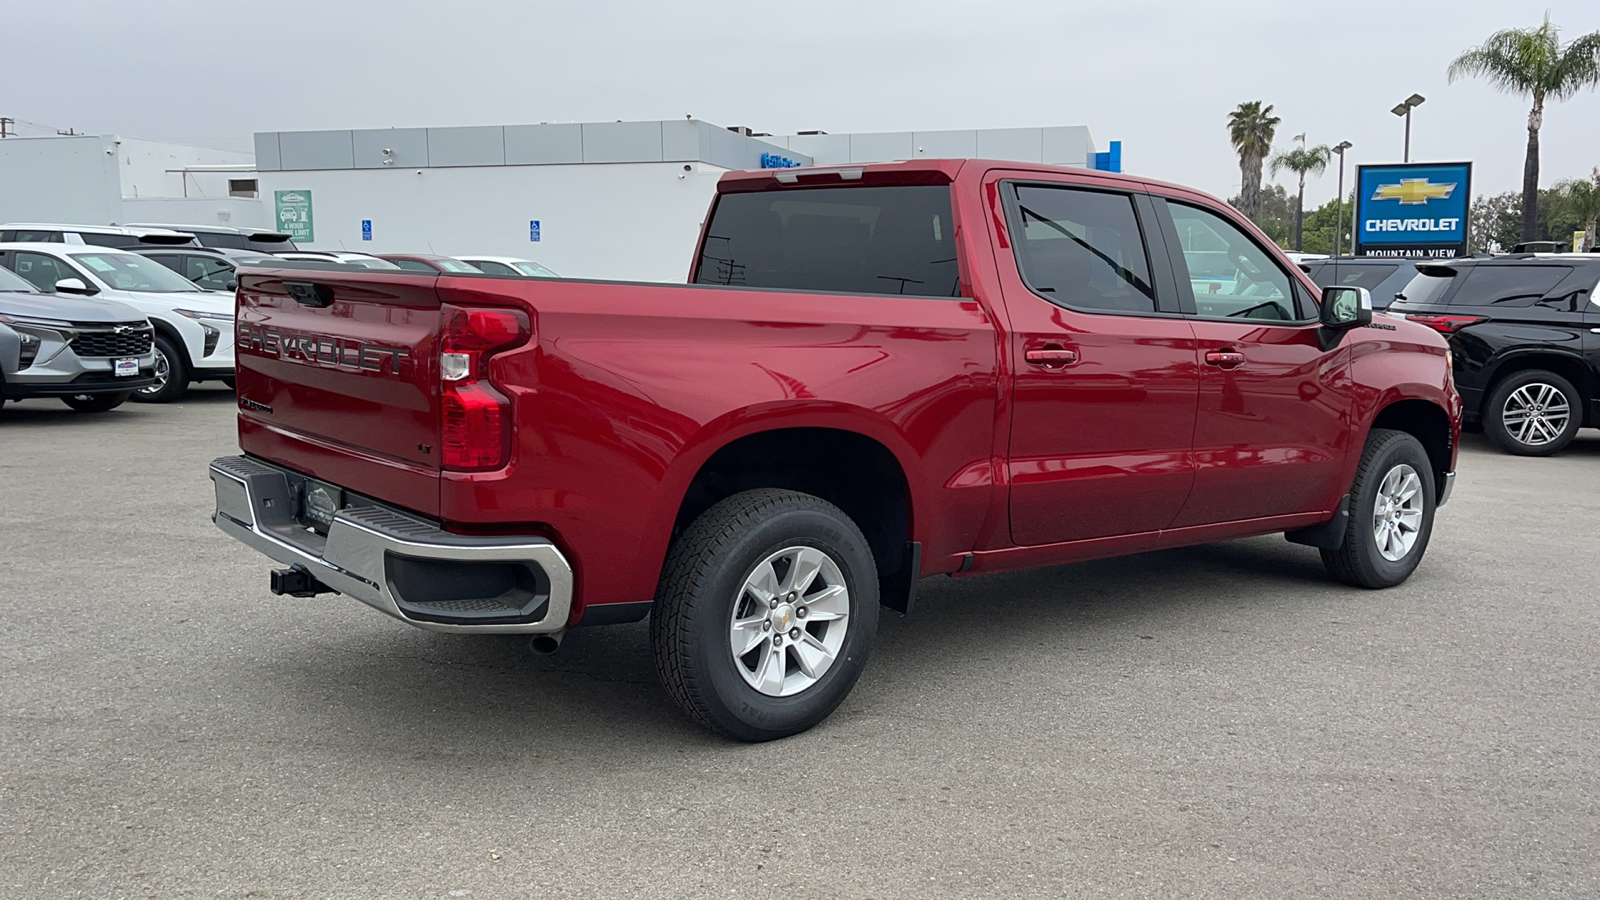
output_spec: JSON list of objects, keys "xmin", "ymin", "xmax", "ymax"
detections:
[{"xmin": 0, "ymin": 265, "xmax": 157, "ymax": 413}]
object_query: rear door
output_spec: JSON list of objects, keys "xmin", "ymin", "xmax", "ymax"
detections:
[
  {"xmin": 1152, "ymin": 196, "xmax": 1354, "ymax": 525},
  {"xmin": 235, "ymin": 267, "xmax": 443, "ymax": 516},
  {"xmin": 991, "ymin": 174, "xmax": 1200, "ymax": 546}
]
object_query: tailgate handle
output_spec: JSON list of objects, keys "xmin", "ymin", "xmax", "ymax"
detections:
[{"xmin": 284, "ymin": 281, "xmax": 333, "ymax": 308}]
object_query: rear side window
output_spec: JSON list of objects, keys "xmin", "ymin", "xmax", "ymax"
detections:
[
  {"xmin": 79, "ymin": 233, "xmax": 140, "ymax": 248},
  {"xmin": 1009, "ymin": 185, "xmax": 1156, "ymax": 314},
  {"xmin": 9, "ymin": 230, "xmax": 62, "ymax": 242},
  {"xmin": 1448, "ymin": 266, "xmax": 1571, "ymax": 306},
  {"xmin": 695, "ymin": 185, "xmax": 959, "ymax": 297}
]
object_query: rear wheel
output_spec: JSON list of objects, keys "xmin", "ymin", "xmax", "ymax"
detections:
[
  {"xmin": 131, "ymin": 335, "xmax": 189, "ymax": 404},
  {"xmin": 61, "ymin": 392, "xmax": 130, "ymax": 413},
  {"xmin": 651, "ymin": 489, "xmax": 879, "ymax": 742},
  {"xmin": 1484, "ymin": 369, "xmax": 1581, "ymax": 456},
  {"xmin": 1321, "ymin": 429, "xmax": 1436, "ymax": 589}
]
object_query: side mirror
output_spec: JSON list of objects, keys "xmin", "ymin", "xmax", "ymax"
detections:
[
  {"xmin": 54, "ymin": 277, "xmax": 97, "ymax": 296},
  {"xmin": 1319, "ymin": 285, "xmax": 1372, "ymax": 330},
  {"xmin": 225, "ymin": 279, "xmax": 239, "ymax": 292}
]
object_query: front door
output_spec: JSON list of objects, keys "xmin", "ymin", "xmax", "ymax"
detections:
[
  {"xmin": 1153, "ymin": 198, "xmax": 1354, "ymax": 526},
  {"xmin": 994, "ymin": 178, "xmax": 1200, "ymax": 546}
]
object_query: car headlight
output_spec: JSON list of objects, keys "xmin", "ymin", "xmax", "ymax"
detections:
[
  {"xmin": 0, "ymin": 312, "xmax": 74, "ymax": 329},
  {"xmin": 174, "ymin": 308, "xmax": 235, "ymax": 322}
]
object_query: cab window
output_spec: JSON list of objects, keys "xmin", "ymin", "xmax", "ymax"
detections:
[
  {"xmin": 1007, "ymin": 184, "xmax": 1157, "ymax": 314},
  {"xmin": 1166, "ymin": 202, "xmax": 1302, "ymax": 321}
]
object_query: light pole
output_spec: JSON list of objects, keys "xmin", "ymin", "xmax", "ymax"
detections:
[
  {"xmin": 1333, "ymin": 141, "xmax": 1353, "ymax": 257},
  {"xmin": 1391, "ymin": 93, "xmax": 1425, "ymax": 162}
]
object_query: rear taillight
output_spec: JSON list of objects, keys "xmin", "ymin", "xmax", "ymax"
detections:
[
  {"xmin": 440, "ymin": 304, "xmax": 530, "ymax": 471},
  {"xmin": 1405, "ymin": 314, "xmax": 1485, "ymax": 335}
]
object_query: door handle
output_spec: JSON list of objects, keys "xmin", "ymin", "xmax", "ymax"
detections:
[
  {"xmin": 1204, "ymin": 350, "xmax": 1246, "ymax": 369},
  {"xmin": 1591, "ymin": 328, "xmax": 1600, "ymax": 334},
  {"xmin": 1024, "ymin": 347, "xmax": 1079, "ymax": 368}
]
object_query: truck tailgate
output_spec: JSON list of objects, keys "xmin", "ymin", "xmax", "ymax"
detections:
[{"xmin": 234, "ymin": 268, "xmax": 443, "ymax": 517}]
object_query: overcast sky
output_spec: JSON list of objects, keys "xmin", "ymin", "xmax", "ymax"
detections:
[{"xmin": 10, "ymin": 1, "xmax": 1600, "ymax": 203}]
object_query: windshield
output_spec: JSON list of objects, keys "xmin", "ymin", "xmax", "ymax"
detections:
[
  {"xmin": 0, "ymin": 266, "xmax": 40, "ymax": 293},
  {"xmin": 70, "ymin": 253, "xmax": 205, "ymax": 292},
  {"xmin": 512, "ymin": 261, "xmax": 558, "ymax": 277}
]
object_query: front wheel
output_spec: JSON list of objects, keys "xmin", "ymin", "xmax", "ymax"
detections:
[
  {"xmin": 131, "ymin": 335, "xmax": 189, "ymax": 404},
  {"xmin": 1321, "ymin": 429, "xmax": 1436, "ymax": 589},
  {"xmin": 1484, "ymin": 369, "xmax": 1581, "ymax": 456},
  {"xmin": 61, "ymin": 391, "xmax": 130, "ymax": 413},
  {"xmin": 651, "ymin": 489, "xmax": 879, "ymax": 742}
]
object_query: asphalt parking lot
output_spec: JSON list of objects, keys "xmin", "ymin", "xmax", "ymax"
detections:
[{"xmin": 2, "ymin": 392, "xmax": 1597, "ymax": 899}]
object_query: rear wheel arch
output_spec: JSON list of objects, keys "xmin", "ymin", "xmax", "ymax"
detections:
[
  {"xmin": 668, "ymin": 427, "xmax": 916, "ymax": 607},
  {"xmin": 1368, "ymin": 399, "xmax": 1454, "ymax": 497}
]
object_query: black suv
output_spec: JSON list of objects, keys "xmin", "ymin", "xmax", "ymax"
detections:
[{"xmin": 1388, "ymin": 255, "xmax": 1600, "ymax": 455}]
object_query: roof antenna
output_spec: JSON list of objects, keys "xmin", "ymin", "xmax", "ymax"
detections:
[{"xmin": 428, "ymin": 242, "xmax": 437, "ymax": 254}]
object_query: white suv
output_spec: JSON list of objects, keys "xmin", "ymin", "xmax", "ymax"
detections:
[
  {"xmin": 0, "ymin": 223, "xmax": 198, "ymax": 249},
  {"xmin": 0, "ymin": 243, "xmax": 233, "ymax": 402}
]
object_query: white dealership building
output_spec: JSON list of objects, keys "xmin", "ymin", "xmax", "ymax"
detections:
[{"xmin": 0, "ymin": 119, "xmax": 1120, "ymax": 283}]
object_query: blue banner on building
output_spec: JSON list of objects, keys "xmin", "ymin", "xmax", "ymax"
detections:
[{"xmin": 1355, "ymin": 162, "xmax": 1472, "ymax": 259}]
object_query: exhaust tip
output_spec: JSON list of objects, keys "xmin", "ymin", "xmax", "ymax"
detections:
[{"xmin": 529, "ymin": 631, "xmax": 565, "ymax": 655}]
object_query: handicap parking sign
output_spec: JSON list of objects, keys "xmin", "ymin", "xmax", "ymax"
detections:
[
  {"xmin": 530, "ymin": 220, "xmax": 541, "ymax": 242},
  {"xmin": 361, "ymin": 219, "xmax": 372, "ymax": 241}
]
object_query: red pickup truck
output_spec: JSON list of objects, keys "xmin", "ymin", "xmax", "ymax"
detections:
[{"xmin": 211, "ymin": 159, "xmax": 1461, "ymax": 741}]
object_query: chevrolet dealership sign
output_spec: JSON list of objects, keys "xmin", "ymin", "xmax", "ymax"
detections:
[{"xmin": 1355, "ymin": 163, "xmax": 1472, "ymax": 259}]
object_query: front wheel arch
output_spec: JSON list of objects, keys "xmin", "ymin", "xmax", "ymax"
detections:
[{"xmin": 1368, "ymin": 398, "xmax": 1455, "ymax": 500}]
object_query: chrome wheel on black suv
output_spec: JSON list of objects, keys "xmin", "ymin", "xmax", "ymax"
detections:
[{"xmin": 1485, "ymin": 370, "xmax": 1582, "ymax": 456}]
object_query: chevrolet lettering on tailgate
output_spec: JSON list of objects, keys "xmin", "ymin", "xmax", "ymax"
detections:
[{"xmin": 236, "ymin": 322, "xmax": 411, "ymax": 374}]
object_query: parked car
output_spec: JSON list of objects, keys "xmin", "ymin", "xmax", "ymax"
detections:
[
  {"xmin": 124, "ymin": 224, "xmax": 297, "ymax": 253},
  {"xmin": 274, "ymin": 251, "xmax": 403, "ymax": 270},
  {"xmin": 1389, "ymin": 253, "xmax": 1600, "ymax": 456},
  {"xmin": 212, "ymin": 158, "xmax": 1460, "ymax": 741},
  {"xmin": 132, "ymin": 247, "xmax": 283, "ymax": 293},
  {"xmin": 455, "ymin": 256, "xmax": 559, "ymax": 278},
  {"xmin": 0, "ymin": 243, "xmax": 233, "ymax": 402},
  {"xmin": 0, "ymin": 223, "xmax": 198, "ymax": 248},
  {"xmin": 0, "ymin": 264, "xmax": 157, "ymax": 413},
  {"xmin": 377, "ymin": 254, "xmax": 484, "ymax": 275},
  {"xmin": 1302, "ymin": 257, "xmax": 1421, "ymax": 310}
]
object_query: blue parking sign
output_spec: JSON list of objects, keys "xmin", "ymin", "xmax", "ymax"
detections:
[
  {"xmin": 529, "ymin": 220, "xmax": 541, "ymax": 242},
  {"xmin": 361, "ymin": 219, "xmax": 372, "ymax": 241}
]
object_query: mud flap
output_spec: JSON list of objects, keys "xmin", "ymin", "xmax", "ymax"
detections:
[{"xmin": 1285, "ymin": 495, "xmax": 1350, "ymax": 550}]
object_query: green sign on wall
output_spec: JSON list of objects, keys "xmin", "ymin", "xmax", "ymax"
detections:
[{"xmin": 274, "ymin": 190, "xmax": 314, "ymax": 242}]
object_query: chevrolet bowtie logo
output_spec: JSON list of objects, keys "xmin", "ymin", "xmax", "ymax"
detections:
[{"xmin": 1373, "ymin": 178, "xmax": 1456, "ymax": 205}]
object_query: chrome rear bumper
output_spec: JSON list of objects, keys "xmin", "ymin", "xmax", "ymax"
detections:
[{"xmin": 209, "ymin": 455, "xmax": 573, "ymax": 634}]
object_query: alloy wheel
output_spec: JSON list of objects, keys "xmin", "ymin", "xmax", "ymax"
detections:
[
  {"xmin": 138, "ymin": 348, "xmax": 171, "ymax": 396},
  {"xmin": 1372, "ymin": 463, "xmax": 1425, "ymax": 562},
  {"xmin": 1500, "ymin": 383, "xmax": 1570, "ymax": 448},
  {"xmin": 728, "ymin": 545, "xmax": 850, "ymax": 697}
]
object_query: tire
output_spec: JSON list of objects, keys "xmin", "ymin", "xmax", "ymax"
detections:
[
  {"xmin": 1321, "ymin": 429, "xmax": 1436, "ymax": 589},
  {"xmin": 221, "ymin": 377, "xmax": 237, "ymax": 390},
  {"xmin": 651, "ymin": 489, "xmax": 879, "ymax": 742},
  {"xmin": 1484, "ymin": 369, "xmax": 1581, "ymax": 456},
  {"xmin": 131, "ymin": 335, "xmax": 189, "ymax": 404},
  {"xmin": 61, "ymin": 392, "xmax": 130, "ymax": 413}
]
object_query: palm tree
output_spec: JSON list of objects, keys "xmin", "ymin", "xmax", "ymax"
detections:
[
  {"xmin": 1227, "ymin": 101, "xmax": 1281, "ymax": 219},
  {"xmin": 1270, "ymin": 144, "xmax": 1332, "ymax": 251},
  {"xmin": 1556, "ymin": 168, "xmax": 1600, "ymax": 251},
  {"xmin": 1448, "ymin": 14, "xmax": 1600, "ymax": 242}
]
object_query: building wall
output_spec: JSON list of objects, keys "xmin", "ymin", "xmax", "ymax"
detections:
[
  {"xmin": 116, "ymin": 138, "xmax": 254, "ymax": 201},
  {"xmin": 122, "ymin": 197, "xmax": 270, "ymax": 230},
  {"xmin": 0, "ymin": 135, "xmax": 125, "ymax": 225},
  {"xmin": 257, "ymin": 162, "xmax": 730, "ymax": 282}
]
